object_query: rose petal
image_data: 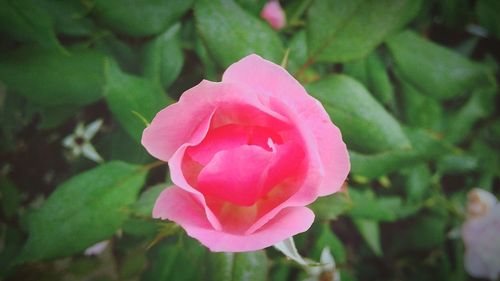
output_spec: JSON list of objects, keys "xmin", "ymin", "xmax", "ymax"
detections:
[
  {"xmin": 153, "ymin": 186, "xmax": 315, "ymax": 252},
  {"xmin": 142, "ymin": 80, "xmax": 287, "ymax": 162},
  {"xmin": 222, "ymin": 54, "xmax": 349, "ymax": 196},
  {"xmin": 197, "ymin": 145, "xmax": 274, "ymax": 206}
]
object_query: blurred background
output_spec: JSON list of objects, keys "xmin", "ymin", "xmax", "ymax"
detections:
[{"xmin": 0, "ymin": 0, "xmax": 499, "ymax": 280}]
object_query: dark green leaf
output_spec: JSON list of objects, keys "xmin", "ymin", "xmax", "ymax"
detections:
[
  {"xmin": 307, "ymin": 0, "xmax": 421, "ymax": 62},
  {"xmin": 0, "ymin": 0, "xmax": 62, "ymax": 50},
  {"xmin": 93, "ymin": 0, "xmax": 194, "ymax": 36},
  {"xmin": 476, "ymin": 0, "xmax": 500, "ymax": 39},
  {"xmin": 350, "ymin": 127, "xmax": 457, "ymax": 179},
  {"xmin": 352, "ymin": 219, "xmax": 382, "ymax": 256},
  {"xmin": 195, "ymin": 0, "xmax": 284, "ymax": 68},
  {"xmin": 17, "ymin": 161, "xmax": 147, "ymax": 262},
  {"xmin": 314, "ymin": 223, "xmax": 347, "ymax": 264},
  {"xmin": 40, "ymin": 0, "xmax": 95, "ymax": 36},
  {"xmin": 104, "ymin": 59, "xmax": 172, "ymax": 142},
  {"xmin": 401, "ymin": 164, "xmax": 431, "ymax": 202},
  {"xmin": 208, "ymin": 250, "xmax": 268, "ymax": 281},
  {"xmin": 0, "ymin": 47, "xmax": 105, "ymax": 106},
  {"xmin": 143, "ymin": 238, "xmax": 207, "ymax": 281},
  {"xmin": 343, "ymin": 51, "xmax": 395, "ymax": 106},
  {"xmin": 444, "ymin": 86, "xmax": 497, "ymax": 143},
  {"xmin": 306, "ymin": 74, "xmax": 410, "ymax": 153},
  {"xmin": 399, "ymin": 77, "xmax": 443, "ymax": 131},
  {"xmin": 349, "ymin": 189, "xmax": 402, "ymax": 222},
  {"xmin": 386, "ymin": 30, "xmax": 494, "ymax": 100},
  {"xmin": 309, "ymin": 192, "xmax": 351, "ymax": 221},
  {"xmin": 142, "ymin": 23, "xmax": 184, "ymax": 88},
  {"xmin": 0, "ymin": 177, "xmax": 21, "ymax": 219}
]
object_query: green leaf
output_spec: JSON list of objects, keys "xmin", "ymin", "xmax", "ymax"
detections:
[
  {"xmin": 0, "ymin": 0, "xmax": 62, "ymax": 50},
  {"xmin": 39, "ymin": 0, "xmax": 95, "ymax": 36},
  {"xmin": 309, "ymin": 192, "xmax": 351, "ymax": 220},
  {"xmin": 0, "ymin": 177, "xmax": 21, "ymax": 219},
  {"xmin": 132, "ymin": 184, "xmax": 166, "ymax": 217},
  {"xmin": 143, "ymin": 238, "xmax": 207, "ymax": 281},
  {"xmin": 17, "ymin": 161, "xmax": 147, "ymax": 262},
  {"xmin": 0, "ymin": 47, "xmax": 105, "ymax": 106},
  {"xmin": 386, "ymin": 30, "xmax": 493, "ymax": 100},
  {"xmin": 195, "ymin": 0, "xmax": 284, "ymax": 68},
  {"xmin": 307, "ymin": 0, "xmax": 421, "ymax": 63},
  {"xmin": 401, "ymin": 164, "xmax": 431, "ymax": 202},
  {"xmin": 352, "ymin": 219, "xmax": 382, "ymax": 256},
  {"xmin": 391, "ymin": 214, "xmax": 447, "ymax": 251},
  {"xmin": 104, "ymin": 59, "xmax": 172, "ymax": 142},
  {"xmin": 142, "ymin": 23, "xmax": 184, "ymax": 89},
  {"xmin": 209, "ymin": 250, "xmax": 268, "ymax": 281},
  {"xmin": 343, "ymin": 51, "xmax": 395, "ymax": 106},
  {"xmin": 476, "ymin": 0, "xmax": 500, "ymax": 39},
  {"xmin": 350, "ymin": 127, "xmax": 456, "ymax": 179},
  {"xmin": 444, "ymin": 86, "xmax": 497, "ymax": 144},
  {"xmin": 399, "ymin": 77, "xmax": 443, "ymax": 131},
  {"xmin": 93, "ymin": 0, "xmax": 194, "ymax": 36},
  {"xmin": 306, "ymin": 74, "xmax": 410, "ymax": 153},
  {"xmin": 287, "ymin": 30, "xmax": 308, "ymax": 74},
  {"xmin": 314, "ymin": 223, "xmax": 347, "ymax": 264},
  {"xmin": 349, "ymin": 189, "xmax": 402, "ymax": 222}
]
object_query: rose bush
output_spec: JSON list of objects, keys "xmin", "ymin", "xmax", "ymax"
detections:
[{"xmin": 142, "ymin": 54, "xmax": 349, "ymax": 252}]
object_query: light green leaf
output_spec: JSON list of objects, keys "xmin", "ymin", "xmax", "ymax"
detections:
[
  {"xmin": 0, "ymin": 0, "xmax": 62, "ymax": 50},
  {"xmin": 0, "ymin": 47, "xmax": 105, "ymax": 106},
  {"xmin": 306, "ymin": 74, "xmax": 410, "ymax": 153},
  {"xmin": 17, "ymin": 161, "xmax": 147, "ymax": 262},
  {"xmin": 195, "ymin": 0, "xmax": 284, "ymax": 68},
  {"xmin": 386, "ymin": 30, "xmax": 493, "ymax": 100},
  {"xmin": 93, "ymin": 0, "xmax": 194, "ymax": 36},
  {"xmin": 104, "ymin": 59, "xmax": 172, "ymax": 142},
  {"xmin": 142, "ymin": 23, "xmax": 184, "ymax": 89},
  {"xmin": 307, "ymin": 0, "xmax": 421, "ymax": 63},
  {"xmin": 352, "ymin": 219, "xmax": 382, "ymax": 256},
  {"xmin": 287, "ymin": 30, "xmax": 308, "ymax": 74}
]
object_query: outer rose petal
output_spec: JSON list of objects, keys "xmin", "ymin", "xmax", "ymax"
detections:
[
  {"xmin": 141, "ymin": 79, "xmax": 287, "ymax": 162},
  {"xmin": 153, "ymin": 186, "xmax": 314, "ymax": 252},
  {"xmin": 222, "ymin": 54, "xmax": 349, "ymax": 196}
]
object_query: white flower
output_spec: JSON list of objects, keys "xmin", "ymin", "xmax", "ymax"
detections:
[
  {"xmin": 84, "ymin": 240, "xmax": 109, "ymax": 256},
  {"xmin": 63, "ymin": 119, "xmax": 104, "ymax": 163},
  {"xmin": 304, "ymin": 247, "xmax": 341, "ymax": 281},
  {"xmin": 462, "ymin": 188, "xmax": 500, "ymax": 280}
]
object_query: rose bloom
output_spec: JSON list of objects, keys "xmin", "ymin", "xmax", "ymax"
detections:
[
  {"xmin": 260, "ymin": 0, "xmax": 286, "ymax": 30},
  {"xmin": 142, "ymin": 54, "xmax": 349, "ymax": 252},
  {"xmin": 462, "ymin": 188, "xmax": 500, "ymax": 280}
]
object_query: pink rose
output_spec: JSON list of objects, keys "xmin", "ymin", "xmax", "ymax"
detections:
[
  {"xmin": 260, "ymin": 0, "xmax": 286, "ymax": 30},
  {"xmin": 462, "ymin": 189, "xmax": 500, "ymax": 280},
  {"xmin": 142, "ymin": 54, "xmax": 349, "ymax": 252}
]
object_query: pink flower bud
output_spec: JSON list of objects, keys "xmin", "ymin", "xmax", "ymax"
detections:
[{"xmin": 260, "ymin": 1, "xmax": 286, "ymax": 30}]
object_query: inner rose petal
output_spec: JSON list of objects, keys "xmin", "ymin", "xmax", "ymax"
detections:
[{"xmin": 197, "ymin": 145, "xmax": 274, "ymax": 206}]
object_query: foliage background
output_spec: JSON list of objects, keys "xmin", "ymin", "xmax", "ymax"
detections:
[{"xmin": 0, "ymin": 0, "xmax": 499, "ymax": 280}]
